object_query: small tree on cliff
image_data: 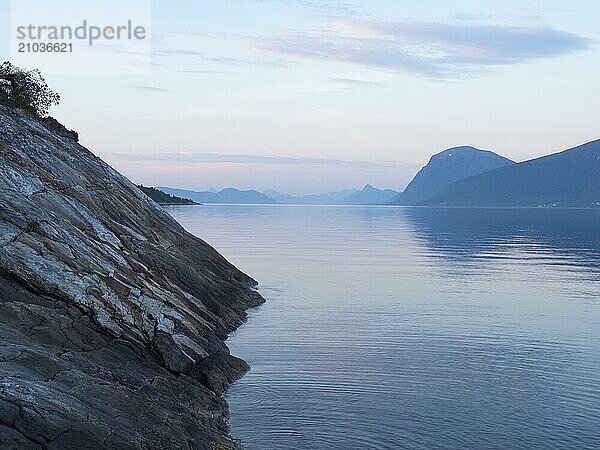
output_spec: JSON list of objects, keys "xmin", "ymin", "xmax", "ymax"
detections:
[{"xmin": 0, "ymin": 62, "xmax": 60, "ymax": 117}]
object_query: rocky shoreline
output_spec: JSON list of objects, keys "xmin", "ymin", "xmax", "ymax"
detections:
[{"xmin": 0, "ymin": 104, "xmax": 264, "ymax": 449}]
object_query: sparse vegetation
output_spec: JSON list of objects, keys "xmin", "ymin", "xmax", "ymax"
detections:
[
  {"xmin": 0, "ymin": 61, "xmax": 60, "ymax": 117},
  {"xmin": 138, "ymin": 185, "xmax": 198, "ymax": 205}
]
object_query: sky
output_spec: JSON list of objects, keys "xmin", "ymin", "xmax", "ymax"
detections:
[{"xmin": 1, "ymin": 0, "xmax": 599, "ymax": 194}]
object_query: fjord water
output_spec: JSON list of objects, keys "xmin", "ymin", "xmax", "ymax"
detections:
[{"xmin": 167, "ymin": 205, "xmax": 600, "ymax": 449}]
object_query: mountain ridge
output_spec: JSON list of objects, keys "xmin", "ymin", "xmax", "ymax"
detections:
[
  {"xmin": 262, "ymin": 188, "xmax": 359, "ymax": 204},
  {"xmin": 344, "ymin": 184, "xmax": 400, "ymax": 204},
  {"xmin": 391, "ymin": 146, "xmax": 515, "ymax": 205},
  {"xmin": 138, "ymin": 185, "xmax": 198, "ymax": 205},
  {"xmin": 156, "ymin": 141, "xmax": 600, "ymax": 208},
  {"xmin": 421, "ymin": 139, "xmax": 600, "ymax": 207},
  {"xmin": 158, "ymin": 186, "xmax": 278, "ymax": 204}
]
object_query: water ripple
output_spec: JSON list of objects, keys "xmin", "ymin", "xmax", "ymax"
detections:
[{"xmin": 168, "ymin": 205, "xmax": 600, "ymax": 449}]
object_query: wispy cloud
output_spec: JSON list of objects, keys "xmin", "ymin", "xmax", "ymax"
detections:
[
  {"xmin": 110, "ymin": 151, "xmax": 420, "ymax": 194},
  {"xmin": 153, "ymin": 49, "xmax": 205, "ymax": 57},
  {"xmin": 152, "ymin": 47, "xmax": 289, "ymax": 69},
  {"xmin": 243, "ymin": 0, "xmax": 364, "ymax": 17},
  {"xmin": 327, "ymin": 77, "xmax": 382, "ymax": 87},
  {"xmin": 112, "ymin": 151, "xmax": 408, "ymax": 166},
  {"xmin": 246, "ymin": 19, "xmax": 593, "ymax": 78},
  {"xmin": 171, "ymin": 69, "xmax": 226, "ymax": 74},
  {"xmin": 201, "ymin": 55, "xmax": 288, "ymax": 68},
  {"xmin": 129, "ymin": 85, "xmax": 171, "ymax": 93}
]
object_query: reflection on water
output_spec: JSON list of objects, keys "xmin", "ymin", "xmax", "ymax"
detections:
[
  {"xmin": 167, "ymin": 205, "xmax": 600, "ymax": 449},
  {"xmin": 404, "ymin": 208, "xmax": 600, "ymax": 273}
]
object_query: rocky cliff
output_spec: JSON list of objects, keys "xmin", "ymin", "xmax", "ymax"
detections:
[{"xmin": 0, "ymin": 104, "xmax": 264, "ymax": 449}]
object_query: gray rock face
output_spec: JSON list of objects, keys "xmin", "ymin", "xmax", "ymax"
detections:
[{"xmin": 0, "ymin": 105, "xmax": 264, "ymax": 449}]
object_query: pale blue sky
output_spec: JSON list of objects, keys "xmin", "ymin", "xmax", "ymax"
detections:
[{"xmin": 1, "ymin": 0, "xmax": 599, "ymax": 194}]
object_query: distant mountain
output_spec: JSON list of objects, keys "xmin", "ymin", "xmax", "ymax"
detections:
[
  {"xmin": 298, "ymin": 189, "xmax": 358, "ymax": 204},
  {"xmin": 263, "ymin": 189, "xmax": 359, "ymax": 204},
  {"xmin": 391, "ymin": 146, "xmax": 515, "ymax": 205},
  {"xmin": 421, "ymin": 139, "xmax": 600, "ymax": 207},
  {"xmin": 138, "ymin": 185, "xmax": 198, "ymax": 205},
  {"xmin": 262, "ymin": 189, "xmax": 295, "ymax": 203},
  {"xmin": 158, "ymin": 187, "xmax": 278, "ymax": 204},
  {"xmin": 344, "ymin": 184, "xmax": 400, "ymax": 204}
]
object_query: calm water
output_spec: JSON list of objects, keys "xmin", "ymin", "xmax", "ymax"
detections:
[{"xmin": 167, "ymin": 205, "xmax": 600, "ymax": 449}]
